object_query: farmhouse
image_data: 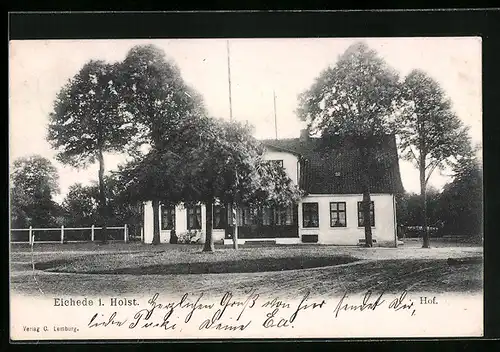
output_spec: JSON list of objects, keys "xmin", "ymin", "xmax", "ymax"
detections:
[{"xmin": 142, "ymin": 131, "xmax": 404, "ymax": 247}]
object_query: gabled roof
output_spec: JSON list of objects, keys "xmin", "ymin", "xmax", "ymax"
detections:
[{"xmin": 261, "ymin": 135, "xmax": 404, "ymax": 195}]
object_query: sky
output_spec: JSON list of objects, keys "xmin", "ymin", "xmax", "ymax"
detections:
[{"xmin": 9, "ymin": 37, "xmax": 482, "ymax": 203}]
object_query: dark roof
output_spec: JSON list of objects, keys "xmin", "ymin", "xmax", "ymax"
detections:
[{"xmin": 262, "ymin": 135, "xmax": 404, "ymax": 195}]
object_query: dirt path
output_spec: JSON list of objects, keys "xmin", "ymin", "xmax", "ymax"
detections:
[
  {"xmin": 11, "ymin": 258, "xmax": 482, "ymax": 299},
  {"xmin": 10, "ymin": 243, "xmax": 483, "ymax": 298}
]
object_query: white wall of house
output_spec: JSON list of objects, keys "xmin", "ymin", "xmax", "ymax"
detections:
[
  {"xmin": 142, "ymin": 201, "xmax": 225, "ymax": 244},
  {"xmin": 298, "ymin": 193, "xmax": 397, "ymax": 247},
  {"xmin": 262, "ymin": 149, "xmax": 300, "ymax": 185}
]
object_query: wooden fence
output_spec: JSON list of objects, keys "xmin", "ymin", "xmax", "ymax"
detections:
[{"xmin": 10, "ymin": 225, "xmax": 130, "ymax": 244}]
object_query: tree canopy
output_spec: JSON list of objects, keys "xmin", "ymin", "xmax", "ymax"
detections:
[
  {"xmin": 10, "ymin": 155, "xmax": 61, "ymax": 228},
  {"xmin": 48, "ymin": 60, "xmax": 137, "ymax": 241},
  {"xmin": 296, "ymin": 41, "xmax": 400, "ymax": 138},
  {"xmin": 48, "ymin": 60, "xmax": 135, "ymax": 168},
  {"xmin": 62, "ymin": 183, "xmax": 99, "ymax": 227},
  {"xmin": 397, "ymin": 69, "xmax": 473, "ymax": 247},
  {"xmin": 118, "ymin": 44, "xmax": 207, "ymax": 153},
  {"xmin": 438, "ymin": 157, "xmax": 482, "ymax": 238},
  {"xmin": 113, "ymin": 44, "xmax": 208, "ymax": 245},
  {"xmin": 62, "ymin": 174, "xmax": 142, "ymax": 236},
  {"xmin": 398, "ymin": 69, "xmax": 473, "ymax": 184}
]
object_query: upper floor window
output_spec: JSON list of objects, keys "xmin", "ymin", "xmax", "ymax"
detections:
[
  {"xmin": 357, "ymin": 201, "xmax": 375, "ymax": 227},
  {"xmin": 161, "ymin": 205, "xmax": 175, "ymax": 230},
  {"xmin": 187, "ymin": 205, "xmax": 202, "ymax": 230},
  {"xmin": 302, "ymin": 202, "xmax": 319, "ymax": 228},
  {"xmin": 330, "ymin": 202, "xmax": 347, "ymax": 227}
]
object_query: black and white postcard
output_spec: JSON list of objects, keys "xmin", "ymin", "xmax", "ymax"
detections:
[{"xmin": 9, "ymin": 36, "xmax": 483, "ymax": 339}]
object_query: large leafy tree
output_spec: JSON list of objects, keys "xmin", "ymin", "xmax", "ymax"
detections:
[
  {"xmin": 119, "ymin": 44, "xmax": 206, "ymax": 156},
  {"xmin": 437, "ymin": 157, "xmax": 482, "ymax": 239},
  {"xmin": 397, "ymin": 69, "xmax": 472, "ymax": 248},
  {"xmin": 397, "ymin": 189, "xmax": 441, "ymax": 231},
  {"xmin": 103, "ymin": 173, "xmax": 143, "ymax": 234},
  {"xmin": 63, "ymin": 176, "xmax": 143, "ymax": 237},
  {"xmin": 116, "ymin": 147, "xmax": 191, "ymax": 245},
  {"xmin": 10, "ymin": 155, "xmax": 61, "ymax": 228},
  {"xmin": 48, "ymin": 60, "xmax": 136, "ymax": 242},
  {"xmin": 183, "ymin": 118, "xmax": 303, "ymax": 252},
  {"xmin": 118, "ymin": 44, "xmax": 207, "ymax": 244},
  {"xmin": 296, "ymin": 42, "xmax": 401, "ymax": 247},
  {"xmin": 62, "ymin": 183, "xmax": 99, "ymax": 227}
]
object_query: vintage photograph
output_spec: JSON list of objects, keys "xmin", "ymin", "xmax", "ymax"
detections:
[{"xmin": 9, "ymin": 37, "xmax": 483, "ymax": 339}]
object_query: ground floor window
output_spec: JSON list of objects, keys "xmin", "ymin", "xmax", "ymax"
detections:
[
  {"xmin": 237, "ymin": 207, "xmax": 251, "ymax": 226},
  {"xmin": 161, "ymin": 205, "xmax": 175, "ymax": 230},
  {"xmin": 235, "ymin": 205, "xmax": 295, "ymax": 226},
  {"xmin": 213, "ymin": 204, "xmax": 227, "ymax": 229},
  {"xmin": 357, "ymin": 201, "xmax": 375, "ymax": 227},
  {"xmin": 187, "ymin": 205, "xmax": 202, "ymax": 230},
  {"xmin": 302, "ymin": 202, "xmax": 319, "ymax": 228},
  {"xmin": 274, "ymin": 206, "xmax": 293, "ymax": 226},
  {"xmin": 330, "ymin": 202, "xmax": 347, "ymax": 227},
  {"xmin": 262, "ymin": 206, "xmax": 273, "ymax": 226}
]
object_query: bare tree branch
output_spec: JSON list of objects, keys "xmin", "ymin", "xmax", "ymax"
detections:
[{"xmin": 425, "ymin": 159, "xmax": 443, "ymax": 185}]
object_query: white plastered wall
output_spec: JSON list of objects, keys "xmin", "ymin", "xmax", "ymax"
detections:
[
  {"xmin": 298, "ymin": 193, "xmax": 397, "ymax": 247},
  {"xmin": 142, "ymin": 201, "xmax": 225, "ymax": 244}
]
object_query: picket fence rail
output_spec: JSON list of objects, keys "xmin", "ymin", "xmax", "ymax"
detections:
[{"xmin": 10, "ymin": 225, "xmax": 129, "ymax": 245}]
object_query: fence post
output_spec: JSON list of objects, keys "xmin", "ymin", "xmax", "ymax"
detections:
[
  {"xmin": 91, "ymin": 225, "xmax": 95, "ymax": 242},
  {"xmin": 61, "ymin": 225, "xmax": 65, "ymax": 244},
  {"xmin": 124, "ymin": 224, "xmax": 128, "ymax": 243},
  {"xmin": 29, "ymin": 226, "xmax": 33, "ymax": 246},
  {"xmin": 140, "ymin": 227, "xmax": 144, "ymax": 243}
]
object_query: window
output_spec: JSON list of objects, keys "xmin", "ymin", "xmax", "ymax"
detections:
[
  {"xmin": 267, "ymin": 159, "xmax": 283, "ymax": 168},
  {"xmin": 187, "ymin": 205, "xmax": 202, "ymax": 230},
  {"xmin": 330, "ymin": 202, "xmax": 347, "ymax": 227},
  {"xmin": 161, "ymin": 205, "xmax": 175, "ymax": 230},
  {"xmin": 237, "ymin": 207, "xmax": 252, "ymax": 226},
  {"xmin": 274, "ymin": 206, "xmax": 293, "ymax": 226},
  {"xmin": 357, "ymin": 201, "xmax": 375, "ymax": 227},
  {"xmin": 213, "ymin": 205, "xmax": 227, "ymax": 229},
  {"xmin": 261, "ymin": 206, "xmax": 272, "ymax": 226},
  {"xmin": 250, "ymin": 207, "xmax": 261, "ymax": 225},
  {"xmin": 302, "ymin": 203, "xmax": 319, "ymax": 228}
]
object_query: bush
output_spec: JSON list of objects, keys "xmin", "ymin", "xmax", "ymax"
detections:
[{"xmin": 177, "ymin": 230, "xmax": 201, "ymax": 244}]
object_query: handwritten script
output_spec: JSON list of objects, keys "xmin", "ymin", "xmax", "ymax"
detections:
[{"xmin": 86, "ymin": 289, "xmax": 417, "ymax": 332}]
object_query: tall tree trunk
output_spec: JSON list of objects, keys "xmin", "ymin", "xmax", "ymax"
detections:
[
  {"xmin": 97, "ymin": 148, "xmax": 108, "ymax": 244},
  {"xmin": 224, "ymin": 202, "xmax": 238, "ymax": 249},
  {"xmin": 420, "ymin": 154, "xmax": 430, "ymax": 248},
  {"xmin": 203, "ymin": 199, "xmax": 215, "ymax": 252},
  {"xmin": 360, "ymin": 145, "xmax": 373, "ymax": 247},
  {"xmin": 232, "ymin": 202, "xmax": 239, "ymax": 250},
  {"xmin": 152, "ymin": 199, "xmax": 160, "ymax": 245}
]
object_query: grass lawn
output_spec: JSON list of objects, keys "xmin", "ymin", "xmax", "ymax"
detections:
[{"xmin": 10, "ymin": 242, "xmax": 483, "ymax": 298}]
